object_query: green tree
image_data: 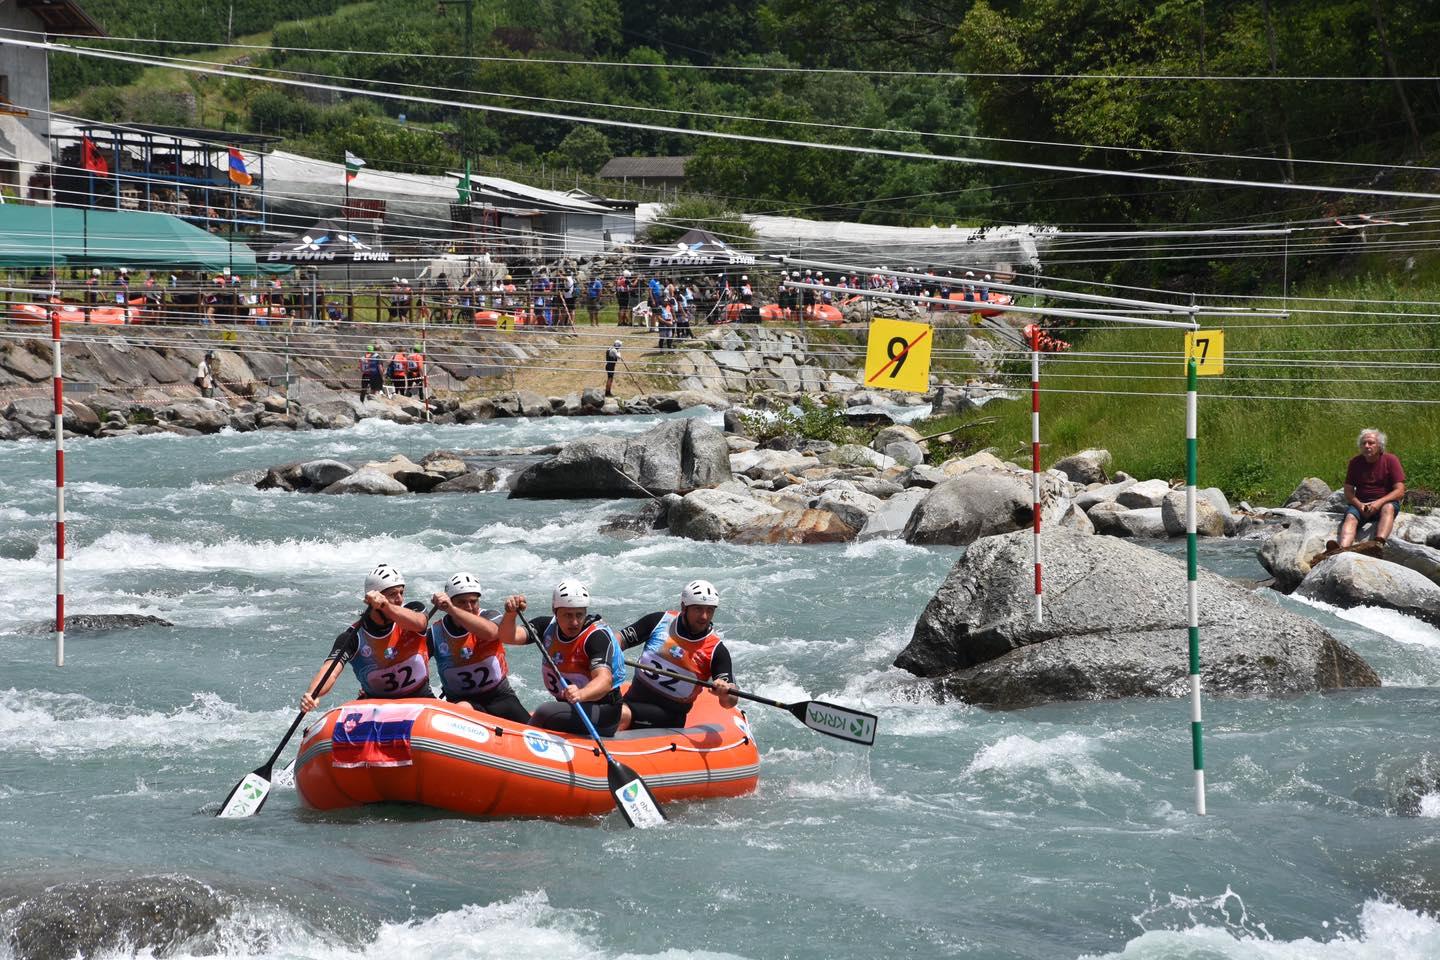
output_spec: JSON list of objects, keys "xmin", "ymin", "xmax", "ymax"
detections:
[{"xmin": 550, "ymin": 126, "xmax": 613, "ymax": 174}]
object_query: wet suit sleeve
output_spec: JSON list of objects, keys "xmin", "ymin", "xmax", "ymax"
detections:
[
  {"xmin": 709, "ymin": 642, "xmax": 734, "ymax": 685},
  {"xmin": 326, "ymin": 626, "xmax": 360, "ymax": 664},
  {"xmin": 528, "ymin": 615, "xmax": 553, "ymax": 639},
  {"xmin": 619, "ymin": 612, "xmax": 665, "ymax": 650},
  {"xmin": 584, "ymin": 627, "xmax": 619, "ymax": 673}
]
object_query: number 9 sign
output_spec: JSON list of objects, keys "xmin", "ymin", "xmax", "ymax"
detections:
[{"xmin": 864, "ymin": 318, "xmax": 933, "ymax": 394}]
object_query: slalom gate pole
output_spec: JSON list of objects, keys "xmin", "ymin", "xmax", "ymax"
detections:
[
  {"xmin": 1186, "ymin": 353, "xmax": 1205, "ymax": 815},
  {"xmin": 1030, "ymin": 324, "xmax": 1043, "ymax": 624},
  {"xmin": 52, "ymin": 291, "xmax": 65, "ymax": 667}
]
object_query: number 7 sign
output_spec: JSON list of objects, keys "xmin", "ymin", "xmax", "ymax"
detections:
[
  {"xmin": 864, "ymin": 318, "xmax": 934, "ymax": 393},
  {"xmin": 1184, "ymin": 330, "xmax": 1225, "ymax": 376}
]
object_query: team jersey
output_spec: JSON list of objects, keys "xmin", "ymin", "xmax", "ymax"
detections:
[
  {"xmin": 428, "ymin": 611, "xmax": 510, "ymax": 699},
  {"xmin": 539, "ymin": 615, "xmax": 624, "ymax": 701}
]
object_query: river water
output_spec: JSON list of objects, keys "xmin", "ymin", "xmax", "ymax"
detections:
[{"xmin": 4, "ymin": 413, "xmax": 1440, "ymax": 960}]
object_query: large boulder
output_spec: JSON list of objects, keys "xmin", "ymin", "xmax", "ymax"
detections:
[
  {"xmin": 511, "ymin": 418, "xmax": 731, "ymax": 498},
  {"xmin": 730, "ymin": 509, "xmax": 857, "ymax": 544},
  {"xmin": 813, "ymin": 487, "xmax": 884, "ymax": 530},
  {"xmin": 1255, "ymin": 512, "xmax": 1344, "ymax": 592},
  {"xmin": 1284, "ymin": 477, "xmax": 1333, "ymax": 510},
  {"xmin": 1296, "ymin": 553, "xmax": 1440, "ymax": 626},
  {"xmin": 157, "ymin": 399, "xmax": 229, "ymax": 433},
  {"xmin": 299, "ymin": 459, "xmax": 355, "ymax": 489},
  {"xmin": 858, "ymin": 488, "xmax": 928, "ymax": 541},
  {"xmin": 668, "ymin": 488, "xmax": 783, "ymax": 541},
  {"xmin": 1382, "ymin": 537, "xmax": 1440, "ymax": 586},
  {"xmin": 1115, "ymin": 478, "xmax": 1172, "ymax": 508},
  {"xmin": 1075, "ymin": 477, "xmax": 1136, "ymax": 511},
  {"xmin": 320, "ymin": 469, "xmax": 409, "ymax": 495},
  {"xmin": 1159, "ymin": 489, "xmax": 1229, "ymax": 537},
  {"xmin": 730, "ymin": 448, "xmax": 818, "ymax": 481},
  {"xmin": 903, "ymin": 468, "xmax": 1065, "ymax": 546},
  {"xmin": 1051, "ymin": 449, "xmax": 1112, "ymax": 485},
  {"xmin": 894, "ymin": 529, "xmax": 1379, "ymax": 709}
]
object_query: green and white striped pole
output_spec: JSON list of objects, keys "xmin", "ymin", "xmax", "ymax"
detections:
[{"xmin": 1186, "ymin": 351, "xmax": 1206, "ymax": 816}]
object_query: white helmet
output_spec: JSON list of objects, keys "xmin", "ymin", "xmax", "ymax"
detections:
[
  {"xmin": 444, "ymin": 572, "xmax": 483, "ymax": 599},
  {"xmin": 613, "ymin": 339, "xmax": 622, "ymax": 348},
  {"xmin": 680, "ymin": 579, "xmax": 720, "ymax": 608},
  {"xmin": 364, "ymin": 563, "xmax": 405, "ymax": 593},
  {"xmin": 552, "ymin": 579, "xmax": 590, "ymax": 609}
]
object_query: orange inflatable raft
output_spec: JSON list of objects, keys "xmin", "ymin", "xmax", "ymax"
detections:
[{"xmin": 295, "ymin": 690, "xmax": 760, "ymax": 818}]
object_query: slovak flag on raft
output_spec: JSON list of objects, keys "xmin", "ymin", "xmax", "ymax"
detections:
[
  {"xmin": 330, "ymin": 703, "xmax": 425, "ymax": 768},
  {"xmin": 227, "ymin": 148, "xmax": 252, "ymax": 186}
]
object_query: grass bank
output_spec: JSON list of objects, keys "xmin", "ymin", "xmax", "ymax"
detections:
[{"xmin": 916, "ymin": 272, "xmax": 1440, "ymax": 506}]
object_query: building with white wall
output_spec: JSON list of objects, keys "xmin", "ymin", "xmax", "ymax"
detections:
[{"xmin": 0, "ymin": 0, "xmax": 103, "ymax": 201}]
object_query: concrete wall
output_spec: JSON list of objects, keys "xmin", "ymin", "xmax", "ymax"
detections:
[{"xmin": 0, "ymin": 10, "xmax": 53, "ymax": 200}]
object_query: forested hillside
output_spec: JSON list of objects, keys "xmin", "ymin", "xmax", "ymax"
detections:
[{"xmin": 53, "ymin": 0, "xmax": 1440, "ymax": 288}]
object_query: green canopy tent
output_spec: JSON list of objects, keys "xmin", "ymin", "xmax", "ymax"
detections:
[{"xmin": 0, "ymin": 205, "xmax": 282, "ymax": 275}]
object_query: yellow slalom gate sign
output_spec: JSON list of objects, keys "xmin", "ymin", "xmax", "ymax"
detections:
[
  {"xmin": 1184, "ymin": 330, "xmax": 1224, "ymax": 375},
  {"xmin": 864, "ymin": 318, "xmax": 933, "ymax": 393}
]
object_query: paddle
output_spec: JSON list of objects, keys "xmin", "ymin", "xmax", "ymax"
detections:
[
  {"xmin": 626, "ymin": 658, "xmax": 878, "ymax": 747},
  {"xmin": 216, "ymin": 655, "xmax": 343, "ymax": 819},
  {"xmin": 217, "ymin": 602, "xmax": 437, "ymax": 819},
  {"xmin": 522, "ymin": 615, "xmax": 666, "ymax": 828}
]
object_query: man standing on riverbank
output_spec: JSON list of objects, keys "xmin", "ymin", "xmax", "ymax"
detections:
[{"xmin": 1336, "ymin": 427, "xmax": 1406, "ymax": 549}]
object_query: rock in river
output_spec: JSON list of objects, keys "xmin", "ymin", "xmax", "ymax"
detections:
[
  {"xmin": 894, "ymin": 529, "xmax": 1379, "ymax": 709},
  {"xmin": 510, "ymin": 418, "xmax": 730, "ymax": 499}
]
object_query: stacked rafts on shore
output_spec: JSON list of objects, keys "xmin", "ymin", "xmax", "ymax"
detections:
[{"xmin": 295, "ymin": 691, "xmax": 759, "ymax": 818}]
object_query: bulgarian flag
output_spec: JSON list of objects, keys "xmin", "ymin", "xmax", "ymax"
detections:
[{"xmin": 344, "ymin": 150, "xmax": 365, "ymax": 183}]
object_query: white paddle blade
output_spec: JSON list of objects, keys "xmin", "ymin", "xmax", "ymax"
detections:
[
  {"xmin": 614, "ymin": 778, "xmax": 666, "ymax": 828},
  {"xmin": 217, "ymin": 772, "xmax": 271, "ymax": 819},
  {"xmin": 802, "ymin": 701, "xmax": 878, "ymax": 746}
]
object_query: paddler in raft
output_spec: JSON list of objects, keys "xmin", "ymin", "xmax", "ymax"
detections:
[
  {"xmin": 428, "ymin": 572, "xmax": 533, "ymax": 723},
  {"xmin": 617, "ymin": 579, "xmax": 739, "ymax": 730},
  {"xmin": 526, "ymin": 579, "xmax": 627, "ymax": 737},
  {"xmin": 299, "ymin": 563, "xmax": 435, "ymax": 712}
]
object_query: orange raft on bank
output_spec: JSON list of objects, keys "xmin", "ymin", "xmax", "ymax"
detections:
[{"xmin": 295, "ymin": 690, "xmax": 760, "ymax": 818}]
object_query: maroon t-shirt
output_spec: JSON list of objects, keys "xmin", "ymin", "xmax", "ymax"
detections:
[{"xmin": 1346, "ymin": 452, "xmax": 1405, "ymax": 501}]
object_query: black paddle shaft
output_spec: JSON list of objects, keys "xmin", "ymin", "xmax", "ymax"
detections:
[{"xmin": 261, "ymin": 655, "xmax": 344, "ymax": 776}]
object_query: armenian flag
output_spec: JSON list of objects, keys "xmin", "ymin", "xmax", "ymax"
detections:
[{"xmin": 227, "ymin": 148, "xmax": 252, "ymax": 186}]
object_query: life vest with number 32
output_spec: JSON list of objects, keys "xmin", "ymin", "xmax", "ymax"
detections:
[
  {"xmin": 633, "ymin": 610, "xmax": 722, "ymax": 704},
  {"xmin": 540, "ymin": 619, "xmax": 624, "ymax": 699},
  {"xmin": 351, "ymin": 618, "xmax": 430, "ymax": 697},
  {"xmin": 429, "ymin": 616, "xmax": 509, "ymax": 698}
]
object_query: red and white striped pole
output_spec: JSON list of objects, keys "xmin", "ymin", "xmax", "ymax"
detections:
[
  {"xmin": 1030, "ymin": 323, "xmax": 1043, "ymax": 624},
  {"xmin": 52, "ymin": 290, "xmax": 66, "ymax": 667}
]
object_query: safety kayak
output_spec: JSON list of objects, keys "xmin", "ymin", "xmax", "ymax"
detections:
[{"xmin": 294, "ymin": 690, "xmax": 760, "ymax": 818}]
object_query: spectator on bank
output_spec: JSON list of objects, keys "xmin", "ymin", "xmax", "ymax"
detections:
[
  {"xmin": 615, "ymin": 270, "xmax": 634, "ymax": 325},
  {"xmin": 1335, "ymin": 428, "xmax": 1406, "ymax": 549},
  {"xmin": 585, "ymin": 275, "xmax": 603, "ymax": 325},
  {"xmin": 195, "ymin": 351, "xmax": 216, "ymax": 399}
]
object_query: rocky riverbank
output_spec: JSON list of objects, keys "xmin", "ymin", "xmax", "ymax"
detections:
[{"xmin": 2, "ymin": 321, "xmax": 974, "ymax": 441}]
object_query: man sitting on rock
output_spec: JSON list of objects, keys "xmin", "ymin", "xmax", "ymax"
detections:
[{"xmin": 1335, "ymin": 427, "xmax": 1406, "ymax": 550}]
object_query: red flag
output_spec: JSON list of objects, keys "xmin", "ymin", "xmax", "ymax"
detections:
[{"xmin": 81, "ymin": 136, "xmax": 109, "ymax": 177}]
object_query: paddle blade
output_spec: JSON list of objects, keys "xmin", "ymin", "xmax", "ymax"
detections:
[
  {"xmin": 791, "ymin": 700, "xmax": 878, "ymax": 746},
  {"xmin": 216, "ymin": 771, "xmax": 272, "ymax": 819},
  {"xmin": 607, "ymin": 761, "xmax": 667, "ymax": 828}
]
